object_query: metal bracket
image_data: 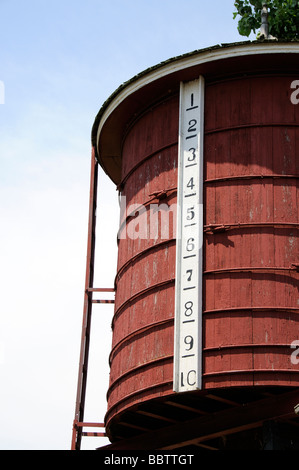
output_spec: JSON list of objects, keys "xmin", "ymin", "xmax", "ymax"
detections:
[{"xmin": 204, "ymin": 224, "xmax": 231, "ymax": 234}]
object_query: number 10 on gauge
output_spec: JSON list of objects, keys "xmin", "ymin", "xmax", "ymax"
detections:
[{"xmin": 174, "ymin": 77, "xmax": 204, "ymax": 392}]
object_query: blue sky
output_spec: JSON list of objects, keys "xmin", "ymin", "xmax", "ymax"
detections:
[{"xmin": 0, "ymin": 0, "xmax": 253, "ymax": 450}]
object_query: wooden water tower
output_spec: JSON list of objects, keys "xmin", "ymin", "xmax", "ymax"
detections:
[{"xmin": 90, "ymin": 42, "xmax": 299, "ymax": 450}]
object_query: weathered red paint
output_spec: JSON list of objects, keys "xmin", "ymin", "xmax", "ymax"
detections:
[
  {"xmin": 203, "ymin": 74, "xmax": 299, "ymax": 389},
  {"xmin": 93, "ymin": 45, "xmax": 299, "ymax": 443},
  {"xmin": 107, "ymin": 95, "xmax": 179, "ymax": 425}
]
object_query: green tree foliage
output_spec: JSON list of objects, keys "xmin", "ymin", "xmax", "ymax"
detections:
[{"xmin": 233, "ymin": 0, "xmax": 299, "ymax": 39}]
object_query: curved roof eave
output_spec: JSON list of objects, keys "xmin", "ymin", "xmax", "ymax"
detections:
[{"xmin": 92, "ymin": 40, "xmax": 299, "ymax": 185}]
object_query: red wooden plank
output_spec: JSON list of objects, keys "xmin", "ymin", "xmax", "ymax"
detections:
[{"xmin": 105, "ymin": 71, "xmax": 299, "ymax": 438}]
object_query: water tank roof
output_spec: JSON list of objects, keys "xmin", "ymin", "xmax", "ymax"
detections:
[{"xmin": 92, "ymin": 40, "xmax": 299, "ymax": 185}]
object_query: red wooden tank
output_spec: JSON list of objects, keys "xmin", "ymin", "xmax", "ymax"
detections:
[{"xmin": 92, "ymin": 42, "xmax": 299, "ymax": 450}]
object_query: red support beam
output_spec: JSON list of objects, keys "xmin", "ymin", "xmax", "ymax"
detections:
[{"xmin": 71, "ymin": 148, "xmax": 99, "ymax": 451}]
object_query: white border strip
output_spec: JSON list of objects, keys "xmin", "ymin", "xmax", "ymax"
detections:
[{"xmin": 173, "ymin": 77, "xmax": 204, "ymax": 393}]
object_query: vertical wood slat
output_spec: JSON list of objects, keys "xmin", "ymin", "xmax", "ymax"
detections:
[{"xmin": 203, "ymin": 75, "xmax": 299, "ymax": 388}]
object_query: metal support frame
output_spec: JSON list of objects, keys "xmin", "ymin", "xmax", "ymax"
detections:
[
  {"xmin": 71, "ymin": 148, "xmax": 114, "ymax": 450},
  {"xmin": 98, "ymin": 389, "xmax": 299, "ymax": 451}
]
